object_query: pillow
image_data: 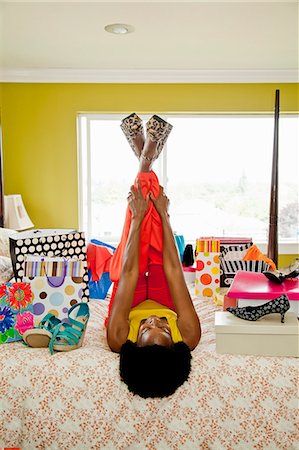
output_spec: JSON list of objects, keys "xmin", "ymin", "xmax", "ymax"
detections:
[
  {"xmin": 0, "ymin": 255, "xmax": 14, "ymax": 283},
  {"xmin": 0, "ymin": 228, "xmax": 17, "ymax": 257}
]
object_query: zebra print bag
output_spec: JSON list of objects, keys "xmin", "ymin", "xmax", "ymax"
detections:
[{"xmin": 220, "ymin": 243, "xmax": 270, "ymax": 287}]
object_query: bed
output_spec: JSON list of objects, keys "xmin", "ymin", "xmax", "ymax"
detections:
[
  {"xmin": 1, "ymin": 295, "xmax": 298, "ymax": 450},
  {"xmin": 1, "ymin": 92, "xmax": 298, "ymax": 449}
]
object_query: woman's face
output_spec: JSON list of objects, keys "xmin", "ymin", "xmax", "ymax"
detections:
[{"xmin": 136, "ymin": 315, "xmax": 173, "ymax": 347}]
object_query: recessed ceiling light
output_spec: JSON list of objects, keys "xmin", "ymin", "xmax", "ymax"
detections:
[{"xmin": 104, "ymin": 23, "xmax": 134, "ymax": 35}]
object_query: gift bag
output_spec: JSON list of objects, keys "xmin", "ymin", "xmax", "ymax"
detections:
[
  {"xmin": 87, "ymin": 239, "xmax": 116, "ymax": 300},
  {"xmin": 195, "ymin": 252, "xmax": 221, "ymax": 299},
  {"xmin": 219, "ymin": 242, "xmax": 273, "ymax": 287},
  {"xmin": 174, "ymin": 234, "xmax": 185, "ymax": 262},
  {"xmin": 9, "ymin": 229, "xmax": 89, "ymax": 301},
  {"xmin": 0, "ymin": 282, "xmax": 34, "ymax": 343},
  {"xmin": 195, "ymin": 239, "xmax": 221, "ymax": 299},
  {"xmin": 23, "ymin": 255, "xmax": 85, "ymax": 326}
]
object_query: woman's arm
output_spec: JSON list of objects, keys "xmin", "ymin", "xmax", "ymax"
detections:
[
  {"xmin": 150, "ymin": 188, "xmax": 201, "ymax": 350},
  {"xmin": 107, "ymin": 180, "xmax": 149, "ymax": 352}
]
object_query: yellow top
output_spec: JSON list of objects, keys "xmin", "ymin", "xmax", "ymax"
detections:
[{"xmin": 127, "ymin": 300, "xmax": 183, "ymax": 344}]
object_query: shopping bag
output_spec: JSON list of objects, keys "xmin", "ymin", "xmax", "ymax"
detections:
[
  {"xmin": 195, "ymin": 239, "xmax": 221, "ymax": 299},
  {"xmin": 219, "ymin": 243, "xmax": 272, "ymax": 287},
  {"xmin": 9, "ymin": 229, "xmax": 89, "ymax": 301},
  {"xmin": 198, "ymin": 236, "xmax": 253, "ymax": 287},
  {"xmin": 195, "ymin": 251, "xmax": 221, "ymax": 299},
  {"xmin": 0, "ymin": 282, "xmax": 34, "ymax": 343},
  {"xmin": 174, "ymin": 234, "xmax": 185, "ymax": 262},
  {"xmin": 23, "ymin": 255, "xmax": 85, "ymax": 326},
  {"xmin": 87, "ymin": 239, "xmax": 115, "ymax": 299}
]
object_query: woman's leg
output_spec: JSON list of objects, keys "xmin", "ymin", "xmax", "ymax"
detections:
[
  {"xmin": 107, "ymin": 115, "xmax": 173, "ymax": 319},
  {"xmin": 148, "ymin": 264, "xmax": 176, "ymax": 310},
  {"xmin": 109, "ymin": 170, "xmax": 162, "ymax": 282},
  {"xmin": 139, "ymin": 137, "xmax": 158, "ymax": 172}
]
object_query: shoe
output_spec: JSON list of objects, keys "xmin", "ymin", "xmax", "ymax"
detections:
[
  {"xmin": 49, "ymin": 302, "xmax": 90, "ymax": 354},
  {"xmin": 263, "ymin": 259, "xmax": 299, "ymax": 284},
  {"xmin": 227, "ymin": 294, "xmax": 290, "ymax": 323},
  {"xmin": 22, "ymin": 313, "xmax": 61, "ymax": 348},
  {"xmin": 120, "ymin": 113, "xmax": 144, "ymax": 158},
  {"xmin": 143, "ymin": 115, "xmax": 173, "ymax": 161}
]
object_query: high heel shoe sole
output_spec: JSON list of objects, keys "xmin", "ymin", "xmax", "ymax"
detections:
[{"xmin": 23, "ymin": 328, "xmax": 53, "ymax": 348}]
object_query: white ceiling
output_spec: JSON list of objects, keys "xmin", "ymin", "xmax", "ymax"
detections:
[{"xmin": 0, "ymin": 1, "xmax": 298, "ymax": 82}]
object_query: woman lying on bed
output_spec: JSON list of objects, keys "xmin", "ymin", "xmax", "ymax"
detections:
[{"xmin": 106, "ymin": 114, "xmax": 201, "ymax": 398}]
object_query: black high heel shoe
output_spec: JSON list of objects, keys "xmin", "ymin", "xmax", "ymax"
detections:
[
  {"xmin": 227, "ymin": 295, "xmax": 290, "ymax": 323},
  {"xmin": 263, "ymin": 259, "xmax": 299, "ymax": 284}
]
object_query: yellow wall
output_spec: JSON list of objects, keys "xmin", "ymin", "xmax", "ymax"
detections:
[
  {"xmin": 279, "ymin": 254, "xmax": 298, "ymax": 267},
  {"xmin": 0, "ymin": 82, "xmax": 298, "ymax": 264}
]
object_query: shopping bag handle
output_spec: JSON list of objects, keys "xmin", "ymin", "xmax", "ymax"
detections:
[{"xmin": 43, "ymin": 258, "xmax": 68, "ymax": 288}]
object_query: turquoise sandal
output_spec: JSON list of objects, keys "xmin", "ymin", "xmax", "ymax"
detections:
[
  {"xmin": 49, "ymin": 302, "xmax": 90, "ymax": 355},
  {"xmin": 22, "ymin": 313, "xmax": 61, "ymax": 348}
]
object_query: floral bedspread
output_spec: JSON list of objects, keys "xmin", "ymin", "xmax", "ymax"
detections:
[{"xmin": 0, "ymin": 297, "xmax": 298, "ymax": 450}]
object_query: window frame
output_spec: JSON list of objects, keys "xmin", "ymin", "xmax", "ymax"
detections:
[{"xmin": 77, "ymin": 112, "xmax": 298, "ymax": 255}]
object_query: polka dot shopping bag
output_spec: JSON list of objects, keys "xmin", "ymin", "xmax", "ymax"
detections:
[
  {"xmin": 9, "ymin": 229, "xmax": 89, "ymax": 303},
  {"xmin": 195, "ymin": 239, "xmax": 221, "ymax": 299},
  {"xmin": 23, "ymin": 255, "xmax": 85, "ymax": 326}
]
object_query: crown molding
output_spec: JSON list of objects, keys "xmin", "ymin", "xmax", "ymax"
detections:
[
  {"xmin": 1, "ymin": 0, "xmax": 297, "ymax": 3},
  {"xmin": 0, "ymin": 68, "xmax": 298, "ymax": 83}
]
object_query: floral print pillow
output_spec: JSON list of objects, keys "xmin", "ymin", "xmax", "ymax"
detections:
[
  {"xmin": 0, "ymin": 282, "xmax": 34, "ymax": 343},
  {"xmin": 0, "ymin": 256, "xmax": 14, "ymax": 284},
  {"xmin": 0, "ymin": 227, "xmax": 16, "ymax": 258}
]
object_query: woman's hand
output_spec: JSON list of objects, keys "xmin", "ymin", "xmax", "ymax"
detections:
[
  {"xmin": 127, "ymin": 179, "xmax": 150, "ymax": 223},
  {"xmin": 149, "ymin": 186, "xmax": 170, "ymax": 218}
]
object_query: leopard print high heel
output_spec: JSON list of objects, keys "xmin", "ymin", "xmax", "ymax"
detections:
[
  {"xmin": 120, "ymin": 113, "xmax": 144, "ymax": 159},
  {"xmin": 144, "ymin": 115, "xmax": 173, "ymax": 161}
]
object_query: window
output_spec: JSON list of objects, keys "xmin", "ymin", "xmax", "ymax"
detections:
[{"xmin": 78, "ymin": 114, "xmax": 298, "ymax": 251}]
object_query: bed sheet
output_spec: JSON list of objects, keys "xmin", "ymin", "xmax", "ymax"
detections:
[{"xmin": 0, "ymin": 297, "xmax": 298, "ymax": 450}]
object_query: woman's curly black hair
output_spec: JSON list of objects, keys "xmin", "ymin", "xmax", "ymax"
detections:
[{"xmin": 119, "ymin": 340, "xmax": 192, "ymax": 398}]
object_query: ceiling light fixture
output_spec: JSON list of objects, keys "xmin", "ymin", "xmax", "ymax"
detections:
[{"xmin": 104, "ymin": 23, "xmax": 134, "ymax": 35}]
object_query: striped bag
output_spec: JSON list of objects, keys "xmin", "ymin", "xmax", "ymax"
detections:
[
  {"xmin": 23, "ymin": 255, "xmax": 85, "ymax": 326},
  {"xmin": 219, "ymin": 244, "xmax": 270, "ymax": 287}
]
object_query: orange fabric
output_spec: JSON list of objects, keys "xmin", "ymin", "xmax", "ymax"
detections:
[
  {"xmin": 109, "ymin": 171, "xmax": 163, "ymax": 282},
  {"xmin": 242, "ymin": 244, "xmax": 276, "ymax": 270},
  {"xmin": 87, "ymin": 243, "xmax": 114, "ymax": 281}
]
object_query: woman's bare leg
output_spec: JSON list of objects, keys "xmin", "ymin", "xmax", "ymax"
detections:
[
  {"xmin": 139, "ymin": 138, "xmax": 158, "ymax": 172},
  {"xmin": 132, "ymin": 133, "xmax": 144, "ymax": 158}
]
